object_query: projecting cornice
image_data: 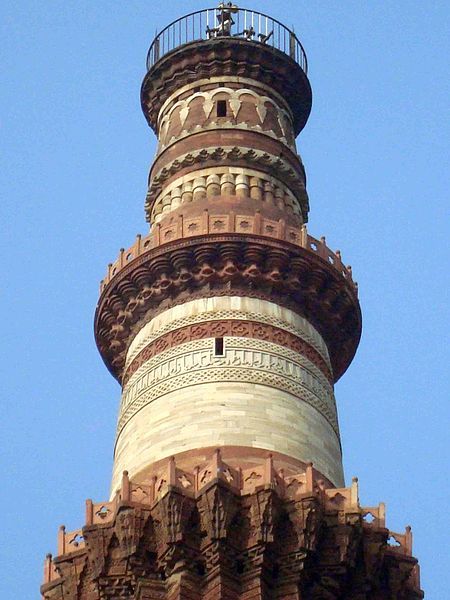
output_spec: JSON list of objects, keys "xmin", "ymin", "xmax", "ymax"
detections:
[
  {"xmin": 95, "ymin": 235, "xmax": 361, "ymax": 383},
  {"xmin": 141, "ymin": 37, "xmax": 312, "ymax": 135}
]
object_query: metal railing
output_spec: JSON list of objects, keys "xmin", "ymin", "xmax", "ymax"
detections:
[{"xmin": 146, "ymin": 5, "xmax": 307, "ymax": 74}]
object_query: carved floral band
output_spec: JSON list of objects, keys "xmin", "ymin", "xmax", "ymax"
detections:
[{"xmin": 122, "ymin": 319, "xmax": 333, "ymax": 386}]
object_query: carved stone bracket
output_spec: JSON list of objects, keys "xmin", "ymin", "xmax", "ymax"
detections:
[
  {"xmin": 95, "ymin": 235, "xmax": 361, "ymax": 382},
  {"xmin": 145, "ymin": 145, "xmax": 308, "ymax": 222},
  {"xmin": 42, "ymin": 454, "xmax": 423, "ymax": 599}
]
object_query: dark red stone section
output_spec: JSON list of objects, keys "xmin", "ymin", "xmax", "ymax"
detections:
[
  {"xmin": 95, "ymin": 235, "xmax": 361, "ymax": 383},
  {"xmin": 42, "ymin": 469, "xmax": 423, "ymax": 600},
  {"xmin": 141, "ymin": 38, "xmax": 312, "ymax": 136}
]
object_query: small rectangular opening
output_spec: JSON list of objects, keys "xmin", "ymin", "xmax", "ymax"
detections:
[
  {"xmin": 214, "ymin": 337, "xmax": 224, "ymax": 356},
  {"xmin": 217, "ymin": 100, "xmax": 227, "ymax": 117}
]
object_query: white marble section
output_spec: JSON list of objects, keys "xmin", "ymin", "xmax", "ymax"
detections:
[
  {"xmin": 112, "ymin": 381, "xmax": 344, "ymax": 494},
  {"xmin": 119, "ymin": 337, "xmax": 337, "ymax": 435},
  {"xmin": 126, "ymin": 296, "xmax": 331, "ymax": 368},
  {"xmin": 112, "ymin": 295, "xmax": 343, "ymax": 495}
]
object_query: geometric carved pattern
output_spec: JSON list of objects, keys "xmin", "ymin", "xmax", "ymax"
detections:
[
  {"xmin": 126, "ymin": 301, "xmax": 331, "ymax": 368},
  {"xmin": 145, "ymin": 145, "xmax": 308, "ymax": 222},
  {"xmin": 42, "ymin": 454, "xmax": 423, "ymax": 599},
  {"xmin": 117, "ymin": 338, "xmax": 338, "ymax": 437},
  {"xmin": 123, "ymin": 319, "xmax": 333, "ymax": 386}
]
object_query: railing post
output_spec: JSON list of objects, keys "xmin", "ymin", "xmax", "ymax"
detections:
[
  {"xmin": 264, "ymin": 454, "xmax": 275, "ymax": 487},
  {"xmin": 168, "ymin": 456, "xmax": 177, "ymax": 487},
  {"xmin": 212, "ymin": 448, "xmax": 223, "ymax": 477},
  {"xmin": 43, "ymin": 553, "xmax": 52, "ymax": 584},
  {"xmin": 85, "ymin": 499, "xmax": 94, "ymax": 526},
  {"xmin": 351, "ymin": 477, "xmax": 359, "ymax": 508},
  {"xmin": 154, "ymin": 37, "xmax": 160, "ymax": 64},
  {"xmin": 289, "ymin": 31, "xmax": 296, "ymax": 59},
  {"xmin": 405, "ymin": 526, "xmax": 412, "ymax": 555},
  {"xmin": 300, "ymin": 224, "xmax": 308, "ymax": 247},
  {"xmin": 379, "ymin": 502, "xmax": 386, "ymax": 528},
  {"xmin": 121, "ymin": 470, "xmax": 130, "ymax": 502}
]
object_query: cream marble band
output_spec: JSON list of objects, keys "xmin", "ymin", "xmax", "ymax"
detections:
[
  {"xmin": 112, "ymin": 382, "xmax": 344, "ymax": 494},
  {"xmin": 126, "ymin": 296, "xmax": 331, "ymax": 369},
  {"xmin": 118, "ymin": 336, "xmax": 337, "ymax": 436},
  {"xmin": 112, "ymin": 295, "xmax": 343, "ymax": 495}
]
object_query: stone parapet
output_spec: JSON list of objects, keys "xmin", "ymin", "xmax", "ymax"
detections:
[
  {"xmin": 100, "ymin": 223, "xmax": 354, "ymax": 293},
  {"xmin": 42, "ymin": 452, "xmax": 423, "ymax": 599}
]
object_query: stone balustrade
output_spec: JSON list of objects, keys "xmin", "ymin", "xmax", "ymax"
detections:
[
  {"xmin": 100, "ymin": 220, "xmax": 356, "ymax": 293},
  {"xmin": 57, "ymin": 525, "xmax": 85, "ymax": 556},
  {"xmin": 43, "ymin": 451, "xmax": 414, "ymax": 585}
]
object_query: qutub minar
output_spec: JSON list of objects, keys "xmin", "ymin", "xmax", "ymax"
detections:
[{"xmin": 42, "ymin": 4, "xmax": 423, "ymax": 599}]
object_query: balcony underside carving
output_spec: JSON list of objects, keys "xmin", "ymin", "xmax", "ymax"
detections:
[
  {"xmin": 146, "ymin": 145, "xmax": 308, "ymax": 222},
  {"xmin": 95, "ymin": 235, "xmax": 361, "ymax": 383},
  {"xmin": 42, "ymin": 455, "xmax": 423, "ymax": 600},
  {"xmin": 141, "ymin": 38, "xmax": 312, "ymax": 135}
]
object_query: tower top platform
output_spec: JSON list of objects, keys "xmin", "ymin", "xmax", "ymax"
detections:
[
  {"xmin": 146, "ymin": 5, "xmax": 307, "ymax": 72},
  {"xmin": 142, "ymin": 4, "xmax": 312, "ymax": 134}
]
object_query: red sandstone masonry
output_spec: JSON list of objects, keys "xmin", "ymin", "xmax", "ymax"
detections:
[
  {"xmin": 101, "ymin": 222, "xmax": 355, "ymax": 292},
  {"xmin": 43, "ymin": 7, "xmax": 423, "ymax": 598},
  {"xmin": 42, "ymin": 453, "xmax": 421, "ymax": 599}
]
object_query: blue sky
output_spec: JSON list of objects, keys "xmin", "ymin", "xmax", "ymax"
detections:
[{"xmin": 1, "ymin": 2, "xmax": 448, "ymax": 597}]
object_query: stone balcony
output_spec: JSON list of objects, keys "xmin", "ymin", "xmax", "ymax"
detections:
[
  {"xmin": 100, "ymin": 218, "xmax": 356, "ymax": 294},
  {"xmin": 43, "ymin": 451, "xmax": 419, "ymax": 593}
]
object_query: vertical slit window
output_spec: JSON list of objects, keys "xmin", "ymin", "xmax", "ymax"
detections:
[
  {"xmin": 217, "ymin": 100, "xmax": 227, "ymax": 117},
  {"xmin": 214, "ymin": 337, "xmax": 224, "ymax": 356}
]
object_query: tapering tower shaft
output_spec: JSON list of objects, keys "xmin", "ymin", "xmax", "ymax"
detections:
[
  {"xmin": 42, "ymin": 8, "xmax": 423, "ymax": 600},
  {"xmin": 95, "ymin": 6, "xmax": 361, "ymax": 496}
]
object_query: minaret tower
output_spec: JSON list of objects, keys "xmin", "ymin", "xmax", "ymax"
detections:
[{"xmin": 42, "ymin": 5, "xmax": 423, "ymax": 599}]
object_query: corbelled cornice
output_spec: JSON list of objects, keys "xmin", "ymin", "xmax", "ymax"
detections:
[
  {"xmin": 141, "ymin": 38, "xmax": 312, "ymax": 135},
  {"xmin": 95, "ymin": 235, "xmax": 361, "ymax": 383},
  {"xmin": 41, "ymin": 453, "xmax": 423, "ymax": 600}
]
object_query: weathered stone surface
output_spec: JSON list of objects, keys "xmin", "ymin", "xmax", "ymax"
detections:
[
  {"xmin": 42, "ymin": 458, "xmax": 423, "ymax": 599},
  {"xmin": 42, "ymin": 10, "xmax": 423, "ymax": 600}
]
